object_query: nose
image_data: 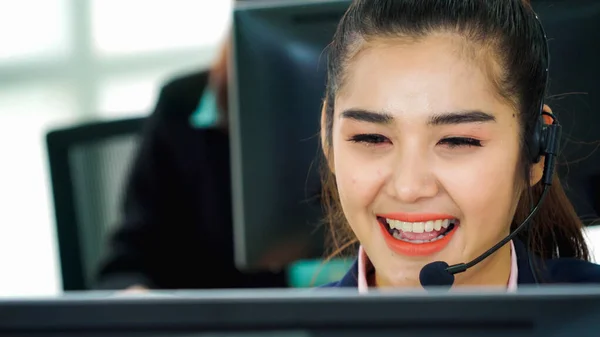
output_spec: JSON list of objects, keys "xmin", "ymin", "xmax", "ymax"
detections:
[{"xmin": 387, "ymin": 147, "xmax": 439, "ymax": 203}]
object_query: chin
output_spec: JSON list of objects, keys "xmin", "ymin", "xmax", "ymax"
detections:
[{"xmin": 375, "ymin": 260, "xmax": 425, "ymax": 289}]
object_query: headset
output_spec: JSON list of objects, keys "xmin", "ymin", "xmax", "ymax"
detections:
[{"xmin": 419, "ymin": 8, "xmax": 562, "ymax": 288}]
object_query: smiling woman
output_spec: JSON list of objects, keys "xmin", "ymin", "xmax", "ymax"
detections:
[{"xmin": 319, "ymin": 0, "xmax": 600, "ymax": 291}]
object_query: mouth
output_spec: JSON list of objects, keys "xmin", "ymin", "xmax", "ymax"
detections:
[{"xmin": 377, "ymin": 214, "xmax": 459, "ymax": 257}]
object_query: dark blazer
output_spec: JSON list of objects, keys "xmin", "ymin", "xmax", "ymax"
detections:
[
  {"xmin": 324, "ymin": 239, "xmax": 600, "ymax": 288},
  {"xmin": 95, "ymin": 71, "xmax": 287, "ymax": 290}
]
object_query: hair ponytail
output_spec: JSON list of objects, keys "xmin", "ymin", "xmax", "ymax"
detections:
[{"xmin": 514, "ymin": 172, "xmax": 590, "ymax": 260}]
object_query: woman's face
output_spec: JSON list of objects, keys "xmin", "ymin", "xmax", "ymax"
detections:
[{"xmin": 329, "ymin": 34, "xmax": 526, "ymax": 288}]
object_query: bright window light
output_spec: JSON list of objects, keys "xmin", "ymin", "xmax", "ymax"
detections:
[
  {"xmin": 0, "ymin": 0, "xmax": 70, "ymax": 63},
  {"xmin": 0, "ymin": 81, "xmax": 76, "ymax": 297},
  {"xmin": 91, "ymin": 0, "xmax": 232, "ymax": 56}
]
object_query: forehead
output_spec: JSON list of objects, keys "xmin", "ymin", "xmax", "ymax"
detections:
[{"xmin": 335, "ymin": 34, "xmax": 509, "ymax": 118}]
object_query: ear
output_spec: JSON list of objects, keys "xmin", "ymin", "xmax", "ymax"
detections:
[
  {"xmin": 320, "ymin": 99, "xmax": 335, "ymax": 173},
  {"xmin": 320, "ymin": 100, "xmax": 328, "ymax": 156},
  {"xmin": 530, "ymin": 104, "xmax": 553, "ymax": 186}
]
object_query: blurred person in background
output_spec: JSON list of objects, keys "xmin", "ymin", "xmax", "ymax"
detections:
[{"xmin": 95, "ymin": 2, "xmax": 307, "ymax": 290}]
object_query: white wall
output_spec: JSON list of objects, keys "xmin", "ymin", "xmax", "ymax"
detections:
[{"xmin": 0, "ymin": 0, "xmax": 231, "ymax": 297}]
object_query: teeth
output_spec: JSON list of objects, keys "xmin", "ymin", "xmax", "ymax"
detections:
[
  {"xmin": 386, "ymin": 218, "xmax": 455, "ymax": 233},
  {"xmin": 392, "ymin": 231, "xmax": 448, "ymax": 243},
  {"xmin": 424, "ymin": 221, "xmax": 434, "ymax": 232},
  {"xmin": 402, "ymin": 222, "xmax": 412, "ymax": 232}
]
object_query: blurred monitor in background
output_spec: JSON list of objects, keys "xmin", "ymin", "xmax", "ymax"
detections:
[
  {"xmin": 230, "ymin": 0, "xmax": 349, "ymax": 271},
  {"xmin": 95, "ymin": 0, "xmax": 305, "ymax": 291}
]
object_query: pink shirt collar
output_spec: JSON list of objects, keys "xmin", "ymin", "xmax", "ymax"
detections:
[{"xmin": 357, "ymin": 240, "xmax": 518, "ymax": 292}]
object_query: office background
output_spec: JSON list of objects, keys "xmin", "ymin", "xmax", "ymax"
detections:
[
  {"xmin": 0, "ymin": 0, "xmax": 231, "ymax": 297},
  {"xmin": 1, "ymin": 0, "xmax": 599, "ymax": 298}
]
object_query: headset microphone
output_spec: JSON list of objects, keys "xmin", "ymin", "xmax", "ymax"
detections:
[{"xmin": 419, "ymin": 11, "xmax": 559, "ymax": 289}]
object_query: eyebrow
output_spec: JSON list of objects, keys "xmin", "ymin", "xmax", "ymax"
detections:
[
  {"xmin": 427, "ymin": 110, "xmax": 496, "ymax": 125},
  {"xmin": 340, "ymin": 109, "xmax": 393, "ymax": 124},
  {"xmin": 340, "ymin": 109, "xmax": 496, "ymax": 125}
]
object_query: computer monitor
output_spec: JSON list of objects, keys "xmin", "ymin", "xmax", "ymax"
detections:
[
  {"xmin": 2, "ymin": 287, "xmax": 600, "ymax": 336},
  {"xmin": 230, "ymin": 0, "xmax": 350, "ymax": 270}
]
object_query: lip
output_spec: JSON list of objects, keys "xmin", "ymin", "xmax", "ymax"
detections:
[
  {"xmin": 378, "ymin": 218, "xmax": 458, "ymax": 257},
  {"xmin": 378, "ymin": 213, "xmax": 456, "ymax": 222}
]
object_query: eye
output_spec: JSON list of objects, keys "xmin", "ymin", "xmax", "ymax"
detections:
[
  {"xmin": 348, "ymin": 133, "xmax": 390, "ymax": 145},
  {"xmin": 438, "ymin": 137, "xmax": 482, "ymax": 148}
]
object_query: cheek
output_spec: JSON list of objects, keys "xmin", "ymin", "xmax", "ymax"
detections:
[
  {"xmin": 332, "ymin": 141, "xmax": 389, "ymax": 216},
  {"xmin": 441, "ymin": 141, "xmax": 521, "ymax": 233}
]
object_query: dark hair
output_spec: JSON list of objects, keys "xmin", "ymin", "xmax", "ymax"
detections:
[{"xmin": 320, "ymin": 0, "xmax": 590, "ymax": 261}]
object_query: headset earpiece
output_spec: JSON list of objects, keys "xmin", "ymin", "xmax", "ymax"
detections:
[
  {"xmin": 531, "ymin": 109, "xmax": 560, "ymax": 158},
  {"xmin": 530, "ymin": 114, "xmax": 545, "ymax": 164},
  {"xmin": 530, "ymin": 110, "xmax": 556, "ymax": 163},
  {"xmin": 538, "ymin": 111, "xmax": 561, "ymax": 186}
]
